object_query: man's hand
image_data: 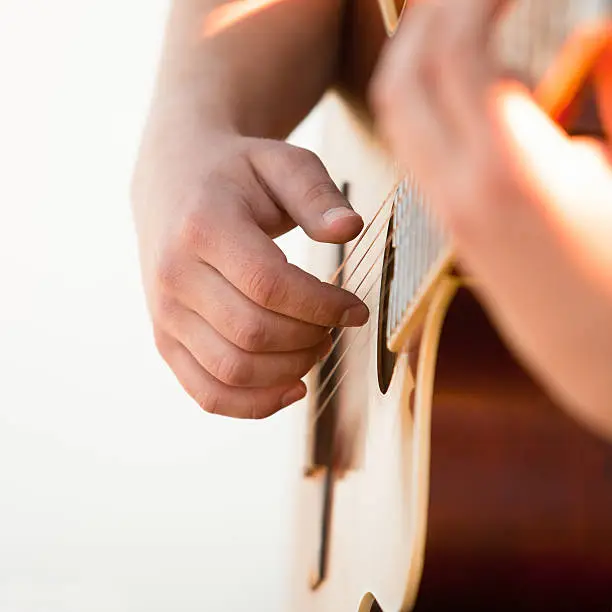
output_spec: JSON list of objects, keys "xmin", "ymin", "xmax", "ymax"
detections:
[
  {"xmin": 132, "ymin": 126, "xmax": 368, "ymax": 419},
  {"xmin": 371, "ymin": 0, "xmax": 612, "ymax": 438}
]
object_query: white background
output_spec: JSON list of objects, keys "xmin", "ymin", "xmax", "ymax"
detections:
[{"xmin": 0, "ymin": 1, "xmax": 323, "ymax": 610}]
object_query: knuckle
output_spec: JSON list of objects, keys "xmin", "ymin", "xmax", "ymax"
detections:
[
  {"xmin": 233, "ymin": 318, "xmax": 268, "ymax": 352},
  {"xmin": 156, "ymin": 253, "xmax": 184, "ymax": 293},
  {"xmin": 371, "ymin": 73, "xmax": 398, "ymax": 117},
  {"xmin": 412, "ymin": 47, "xmax": 438, "ymax": 91},
  {"xmin": 153, "ymin": 329, "xmax": 174, "ymax": 361},
  {"xmin": 250, "ymin": 400, "xmax": 274, "ymax": 421},
  {"xmin": 193, "ymin": 388, "xmax": 220, "ymax": 415},
  {"xmin": 244, "ymin": 264, "xmax": 287, "ymax": 310},
  {"xmin": 301, "ymin": 180, "xmax": 339, "ymax": 207},
  {"xmin": 373, "ymin": 53, "xmax": 410, "ymax": 114},
  {"xmin": 151, "ymin": 293, "xmax": 179, "ymax": 326},
  {"xmin": 278, "ymin": 146, "xmax": 340, "ymax": 208},
  {"xmin": 211, "ymin": 351, "xmax": 252, "ymax": 387},
  {"xmin": 409, "ymin": 7, "xmax": 446, "ymax": 84},
  {"xmin": 284, "ymin": 146, "xmax": 321, "ymax": 171},
  {"xmin": 179, "ymin": 211, "xmax": 210, "ymax": 251}
]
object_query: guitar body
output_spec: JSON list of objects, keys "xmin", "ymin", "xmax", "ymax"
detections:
[
  {"xmin": 289, "ymin": 2, "xmax": 612, "ymax": 610},
  {"xmin": 417, "ymin": 287, "xmax": 612, "ymax": 611},
  {"xmin": 289, "ymin": 100, "xmax": 421, "ymax": 612}
]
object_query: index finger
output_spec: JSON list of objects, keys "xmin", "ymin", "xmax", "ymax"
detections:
[{"xmin": 196, "ymin": 205, "xmax": 370, "ymax": 328}]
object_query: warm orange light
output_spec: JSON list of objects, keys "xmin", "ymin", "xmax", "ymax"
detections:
[{"xmin": 203, "ymin": 0, "xmax": 287, "ymax": 38}]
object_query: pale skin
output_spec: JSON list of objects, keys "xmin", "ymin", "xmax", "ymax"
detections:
[
  {"xmin": 371, "ymin": 0, "xmax": 612, "ymax": 440},
  {"xmin": 133, "ymin": 0, "xmax": 612, "ymax": 440},
  {"xmin": 132, "ymin": 0, "xmax": 369, "ymax": 419}
]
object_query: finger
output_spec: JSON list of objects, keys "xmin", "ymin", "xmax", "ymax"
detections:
[
  {"xmin": 371, "ymin": 0, "xmax": 452, "ymax": 168},
  {"xmin": 177, "ymin": 260, "xmax": 331, "ymax": 352},
  {"xmin": 251, "ymin": 142, "xmax": 364, "ymax": 244},
  {"xmin": 168, "ymin": 305, "xmax": 332, "ymax": 388},
  {"xmin": 372, "ymin": 0, "xmax": 507, "ymax": 172},
  {"xmin": 431, "ymin": 0, "xmax": 507, "ymax": 142},
  {"xmin": 437, "ymin": 83, "xmax": 598, "ymax": 300},
  {"xmin": 194, "ymin": 199, "xmax": 369, "ymax": 328},
  {"xmin": 155, "ymin": 331, "xmax": 307, "ymax": 419}
]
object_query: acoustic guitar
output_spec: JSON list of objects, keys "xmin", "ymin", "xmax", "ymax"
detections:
[{"xmin": 288, "ymin": 1, "xmax": 612, "ymax": 611}]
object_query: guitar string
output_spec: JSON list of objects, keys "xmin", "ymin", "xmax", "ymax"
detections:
[
  {"xmin": 312, "ymin": 219, "xmax": 394, "ymax": 401},
  {"xmin": 310, "ymin": 176, "xmax": 435, "ymax": 427},
  {"xmin": 311, "ymin": 183, "xmax": 401, "ymax": 381},
  {"xmin": 329, "ymin": 180, "xmax": 401, "ymax": 286},
  {"xmin": 310, "ymin": 254, "xmax": 393, "ymax": 428},
  {"xmin": 335, "ymin": 209, "xmax": 392, "ymax": 294},
  {"xmin": 310, "ymin": 238, "xmax": 398, "ymax": 428},
  {"xmin": 306, "ymin": 178, "xmax": 407, "ymax": 427}
]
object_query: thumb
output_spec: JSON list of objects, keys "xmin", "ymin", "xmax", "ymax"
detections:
[{"xmin": 251, "ymin": 141, "xmax": 364, "ymax": 244}]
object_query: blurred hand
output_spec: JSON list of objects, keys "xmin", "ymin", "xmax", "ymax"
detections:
[
  {"xmin": 132, "ymin": 127, "xmax": 369, "ymax": 419},
  {"xmin": 371, "ymin": 0, "xmax": 612, "ymax": 437}
]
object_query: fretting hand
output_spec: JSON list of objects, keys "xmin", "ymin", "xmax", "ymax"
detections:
[{"xmin": 371, "ymin": 0, "xmax": 612, "ymax": 438}]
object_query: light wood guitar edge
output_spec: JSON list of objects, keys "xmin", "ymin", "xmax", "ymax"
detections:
[
  {"xmin": 377, "ymin": 0, "xmax": 401, "ymax": 36},
  {"xmin": 398, "ymin": 275, "xmax": 460, "ymax": 612},
  {"xmin": 363, "ymin": 275, "xmax": 460, "ymax": 612}
]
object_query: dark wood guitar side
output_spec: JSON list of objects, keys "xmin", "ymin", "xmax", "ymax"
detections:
[{"xmin": 415, "ymin": 288, "xmax": 612, "ymax": 610}]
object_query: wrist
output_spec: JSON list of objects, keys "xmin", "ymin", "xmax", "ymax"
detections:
[
  {"xmin": 132, "ymin": 93, "xmax": 242, "ymax": 208},
  {"xmin": 147, "ymin": 85, "xmax": 241, "ymax": 140}
]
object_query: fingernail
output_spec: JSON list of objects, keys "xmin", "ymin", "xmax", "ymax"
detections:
[
  {"xmin": 322, "ymin": 207, "xmax": 360, "ymax": 227},
  {"xmin": 340, "ymin": 304, "xmax": 369, "ymax": 327},
  {"xmin": 281, "ymin": 383, "xmax": 307, "ymax": 408}
]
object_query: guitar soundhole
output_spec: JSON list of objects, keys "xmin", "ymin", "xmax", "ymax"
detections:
[{"xmin": 376, "ymin": 213, "xmax": 397, "ymax": 394}]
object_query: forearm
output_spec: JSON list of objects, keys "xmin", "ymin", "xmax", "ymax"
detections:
[{"xmin": 149, "ymin": 0, "xmax": 345, "ymax": 140}]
